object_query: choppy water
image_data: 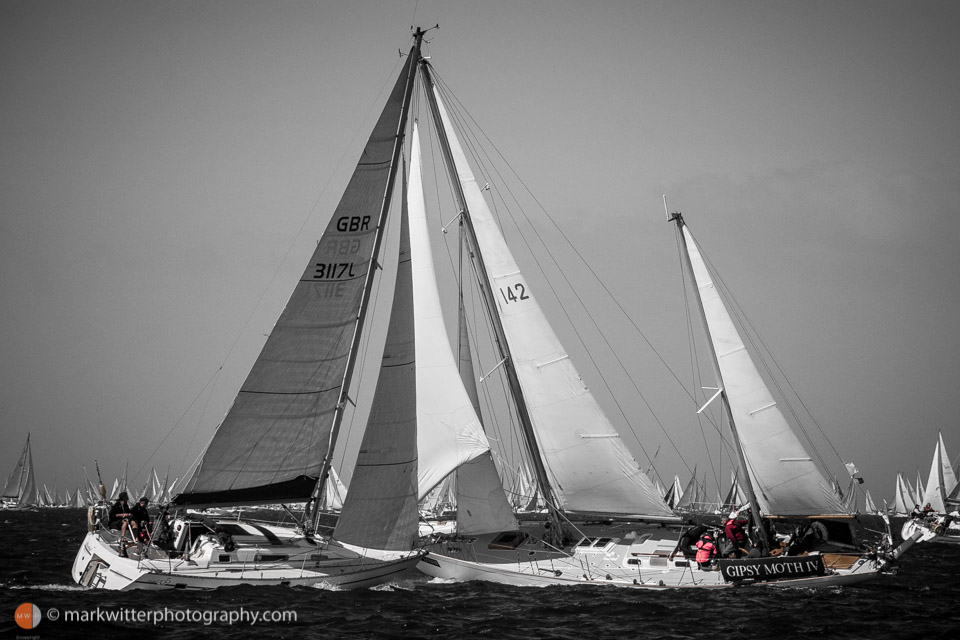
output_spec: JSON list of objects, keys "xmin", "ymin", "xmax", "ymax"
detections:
[{"xmin": 1, "ymin": 509, "xmax": 956, "ymax": 639}]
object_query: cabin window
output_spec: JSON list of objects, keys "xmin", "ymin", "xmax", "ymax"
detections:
[
  {"xmin": 488, "ymin": 531, "xmax": 529, "ymax": 550},
  {"xmin": 254, "ymin": 554, "xmax": 287, "ymax": 562},
  {"xmin": 576, "ymin": 537, "xmax": 614, "ymax": 549},
  {"xmin": 217, "ymin": 524, "xmax": 248, "ymax": 536},
  {"xmin": 218, "ymin": 554, "xmax": 231, "ymax": 563}
]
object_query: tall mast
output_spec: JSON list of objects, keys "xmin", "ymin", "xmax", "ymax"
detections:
[
  {"xmin": 419, "ymin": 60, "xmax": 563, "ymax": 538},
  {"xmin": 670, "ymin": 211, "xmax": 771, "ymax": 549},
  {"xmin": 309, "ymin": 29, "xmax": 425, "ymax": 531}
]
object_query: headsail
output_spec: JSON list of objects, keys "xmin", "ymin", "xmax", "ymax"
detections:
[
  {"xmin": 428, "ymin": 83, "xmax": 672, "ymax": 519},
  {"xmin": 407, "ymin": 123, "xmax": 492, "ymax": 499},
  {"xmin": 678, "ymin": 222, "xmax": 846, "ymax": 517},
  {"xmin": 333, "ymin": 163, "xmax": 419, "ymax": 551},
  {"xmin": 174, "ymin": 51, "xmax": 419, "ymax": 507}
]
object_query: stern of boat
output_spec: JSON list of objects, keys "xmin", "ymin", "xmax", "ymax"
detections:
[{"xmin": 72, "ymin": 531, "xmax": 153, "ymax": 590}]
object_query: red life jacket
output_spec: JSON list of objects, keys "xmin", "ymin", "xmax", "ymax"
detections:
[{"xmin": 695, "ymin": 539, "xmax": 716, "ymax": 563}]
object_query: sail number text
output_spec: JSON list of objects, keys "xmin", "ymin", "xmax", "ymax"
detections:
[
  {"xmin": 499, "ymin": 283, "xmax": 530, "ymax": 305},
  {"xmin": 313, "ymin": 263, "xmax": 357, "ymax": 279},
  {"xmin": 336, "ymin": 216, "xmax": 371, "ymax": 232}
]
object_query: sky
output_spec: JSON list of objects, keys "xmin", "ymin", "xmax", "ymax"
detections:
[{"xmin": 1, "ymin": 0, "xmax": 958, "ymax": 506}]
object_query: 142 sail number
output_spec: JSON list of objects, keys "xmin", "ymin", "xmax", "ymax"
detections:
[{"xmin": 500, "ymin": 283, "xmax": 530, "ymax": 305}]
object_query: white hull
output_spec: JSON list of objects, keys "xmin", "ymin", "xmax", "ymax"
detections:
[
  {"xmin": 72, "ymin": 522, "xmax": 421, "ymax": 591},
  {"xmin": 902, "ymin": 517, "xmax": 960, "ymax": 546},
  {"xmin": 418, "ymin": 529, "xmax": 887, "ymax": 590}
]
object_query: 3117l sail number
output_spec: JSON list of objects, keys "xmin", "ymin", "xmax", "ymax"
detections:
[{"xmin": 499, "ymin": 283, "xmax": 530, "ymax": 304}]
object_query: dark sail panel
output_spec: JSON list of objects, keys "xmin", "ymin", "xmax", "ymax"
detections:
[{"xmin": 176, "ymin": 53, "xmax": 417, "ymax": 507}]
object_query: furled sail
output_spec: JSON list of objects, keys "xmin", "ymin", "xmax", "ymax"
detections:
[
  {"xmin": 680, "ymin": 225, "xmax": 846, "ymax": 516},
  {"xmin": 921, "ymin": 432, "xmax": 957, "ymax": 512},
  {"xmin": 174, "ymin": 53, "xmax": 417, "ymax": 507},
  {"xmin": 430, "ymin": 87, "xmax": 673, "ymax": 519},
  {"xmin": 2, "ymin": 435, "xmax": 36, "ymax": 506}
]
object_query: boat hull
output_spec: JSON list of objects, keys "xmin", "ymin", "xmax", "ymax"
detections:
[
  {"xmin": 417, "ymin": 529, "xmax": 886, "ymax": 590},
  {"xmin": 72, "ymin": 529, "xmax": 421, "ymax": 591}
]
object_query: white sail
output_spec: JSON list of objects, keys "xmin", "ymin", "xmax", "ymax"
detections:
[
  {"xmin": 921, "ymin": 432, "xmax": 958, "ymax": 512},
  {"xmin": 892, "ymin": 472, "xmax": 913, "ymax": 514},
  {"xmin": 319, "ymin": 466, "xmax": 347, "ymax": 512},
  {"xmin": 431, "ymin": 87, "xmax": 672, "ymax": 519},
  {"xmin": 675, "ymin": 470, "xmax": 701, "ymax": 510},
  {"xmin": 1, "ymin": 435, "xmax": 36, "ymax": 506},
  {"xmin": 864, "ymin": 490, "xmax": 878, "ymax": 514},
  {"xmin": 407, "ymin": 123, "xmax": 492, "ymax": 499},
  {"xmin": 681, "ymin": 225, "xmax": 845, "ymax": 516},
  {"xmin": 74, "ymin": 488, "xmax": 85, "ymax": 508}
]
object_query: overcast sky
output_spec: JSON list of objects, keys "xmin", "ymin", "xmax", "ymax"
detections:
[{"xmin": 2, "ymin": 1, "xmax": 958, "ymax": 505}]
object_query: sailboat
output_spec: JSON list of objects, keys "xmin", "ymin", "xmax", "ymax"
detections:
[
  {"xmin": 1, "ymin": 434, "xmax": 36, "ymax": 509},
  {"xmin": 71, "ymin": 28, "xmax": 495, "ymax": 590},
  {"xmin": 902, "ymin": 432, "xmax": 960, "ymax": 544},
  {"xmin": 409, "ymin": 64, "xmax": 927, "ymax": 584}
]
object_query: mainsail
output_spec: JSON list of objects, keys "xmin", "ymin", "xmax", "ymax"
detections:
[
  {"xmin": 175, "ymin": 51, "xmax": 419, "ymax": 507},
  {"xmin": 677, "ymin": 221, "xmax": 846, "ymax": 517},
  {"xmin": 428, "ymin": 82, "xmax": 672, "ymax": 519}
]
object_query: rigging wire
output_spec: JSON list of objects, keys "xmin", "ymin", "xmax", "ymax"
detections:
[{"xmin": 429, "ymin": 66, "xmax": 692, "ymax": 475}]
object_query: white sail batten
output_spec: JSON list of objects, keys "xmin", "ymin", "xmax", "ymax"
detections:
[
  {"xmin": 921, "ymin": 432, "xmax": 957, "ymax": 512},
  {"xmin": 681, "ymin": 226, "xmax": 846, "ymax": 517},
  {"xmin": 432, "ymin": 88, "xmax": 672, "ymax": 518},
  {"xmin": 408, "ymin": 123, "xmax": 492, "ymax": 499}
]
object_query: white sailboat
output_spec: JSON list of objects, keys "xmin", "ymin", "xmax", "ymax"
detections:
[
  {"xmin": 71, "ymin": 29, "xmax": 491, "ymax": 590},
  {"xmin": 1, "ymin": 434, "xmax": 36, "ymax": 509},
  {"xmin": 891, "ymin": 472, "xmax": 914, "ymax": 515}
]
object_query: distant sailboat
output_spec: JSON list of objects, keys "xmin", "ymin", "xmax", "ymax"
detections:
[
  {"xmin": 1, "ymin": 435, "xmax": 36, "ymax": 508},
  {"xmin": 920, "ymin": 431, "xmax": 958, "ymax": 512}
]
